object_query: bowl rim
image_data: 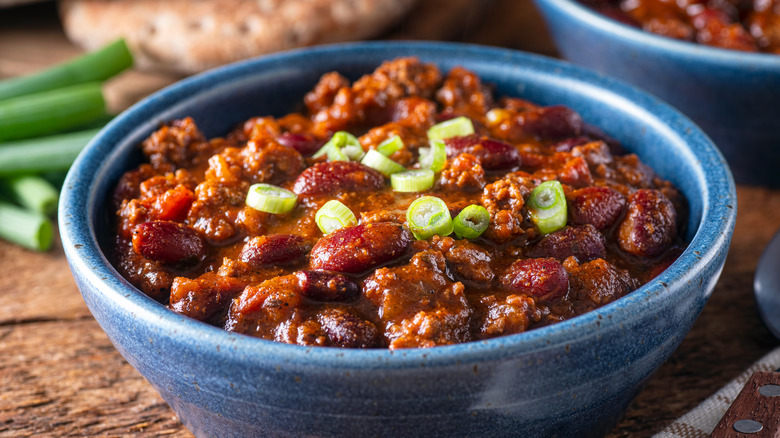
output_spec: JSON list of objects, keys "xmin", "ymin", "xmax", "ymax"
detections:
[
  {"xmin": 59, "ymin": 41, "xmax": 736, "ymax": 369},
  {"xmin": 537, "ymin": 0, "xmax": 780, "ymax": 67}
]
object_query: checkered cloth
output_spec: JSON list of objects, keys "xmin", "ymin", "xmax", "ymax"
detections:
[{"xmin": 652, "ymin": 347, "xmax": 780, "ymax": 438}]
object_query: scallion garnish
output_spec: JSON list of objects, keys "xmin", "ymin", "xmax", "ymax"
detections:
[
  {"xmin": 406, "ymin": 196, "xmax": 453, "ymax": 240},
  {"xmin": 0, "ymin": 82, "xmax": 106, "ymax": 142},
  {"xmin": 427, "ymin": 116, "xmax": 475, "ymax": 141},
  {"xmin": 246, "ymin": 183, "xmax": 298, "ymax": 214},
  {"xmin": 390, "ymin": 169, "xmax": 435, "ymax": 192},
  {"xmin": 0, "ymin": 200, "xmax": 53, "ymax": 252},
  {"xmin": 315, "ymin": 200, "xmax": 357, "ymax": 234},
  {"xmin": 527, "ymin": 180, "xmax": 568, "ymax": 235},
  {"xmin": 326, "ymin": 146, "xmax": 349, "ymax": 162},
  {"xmin": 313, "ymin": 131, "xmax": 365, "ymax": 162},
  {"xmin": 376, "ymin": 135, "xmax": 404, "ymax": 156},
  {"xmin": 361, "ymin": 149, "xmax": 406, "ymax": 177},
  {"xmin": 419, "ymin": 139, "xmax": 447, "ymax": 172},
  {"xmin": 453, "ymin": 205, "xmax": 490, "ymax": 239}
]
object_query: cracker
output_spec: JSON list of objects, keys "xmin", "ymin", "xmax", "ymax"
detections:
[{"xmin": 59, "ymin": 0, "xmax": 418, "ymax": 74}]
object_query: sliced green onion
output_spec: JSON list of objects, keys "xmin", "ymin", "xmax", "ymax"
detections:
[
  {"xmin": 391, "ymin": 169, "xmax": 435, "ymax": 192},
  {"xmin": 406, "ymin": 196, "xmax": 453, "ymax": 240},
  {"xmin": 325, "ymin": 145, "xmax": 348, "ymax": 162},
  {"xmin": 376, "ymin": 135, "xmax": 404, "ymax": 156},
  {"xmin": 419, "ymin": 139, "xmax": 447, "ymax": 172},
  {"xmin": 427, "ymin": 116, "xmax": 475, "ymax": 141},
  {"xmin": 0, "ymin": 128, "xmax": 100, "ymax": 177},
  {"xmin": 0, "ymin": 175, "xmax": 59, "ymax": 216},
  {"xmin": 315, "ymin": 200, "xmax": 357, "ymax": 234},
  {"xmin": 0, "ymin": 82, "xmax": 106, "ymax": 142},
  {"xmin": 527, "ymin": 180, "xmax": 568, "ymax": 235},
  {"xmin": 0, "ymin": 200, "xmax": 53, "ymax": 251},
  {"xmin": 361, "ymin": 149, "xmax": 405, "ymax": 177},
  {"xmin": 313, "ymin": 131, "xmax": 365, "ymax": 162},
  {"xmin": 0, "ymin": 38, "xmax": 133, "ymax": 101},
  {"xmin": 453, "ymin": 205, "xmax": 490, "ymax": 239},
  {"xmin": 312, "ymin": 141, "xmax": 330, "ymax": 158},
  {"xmin": 344, "ymin": 145, "xmax": 364, "ymax": 161},
  {"xmin": 246, "ymin": 183, "xmax": 297, "ymax": 214}
]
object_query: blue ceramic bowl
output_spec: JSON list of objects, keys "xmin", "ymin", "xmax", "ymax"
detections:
[
  {"xmin": 59, "ymin": 42, "xmax": 736, "ymax": 437},
  {"xmin": 533, "ymin": 0, "xmax": 780, "ymax": 187}
]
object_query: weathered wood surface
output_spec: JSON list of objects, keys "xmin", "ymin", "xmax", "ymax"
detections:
[{"xmin": 0, "ymin": 2, "xmax": 777, "ymax": 437}]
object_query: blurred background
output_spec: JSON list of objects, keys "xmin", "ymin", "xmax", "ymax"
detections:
[{"xmin": 0, "ymin": 0, "xmax": 556, "ymax": 113}]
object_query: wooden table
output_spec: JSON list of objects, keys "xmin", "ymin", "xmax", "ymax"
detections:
[{"xmin": 1, "ymin": 2, "xmax": 777, "ymax": 436}]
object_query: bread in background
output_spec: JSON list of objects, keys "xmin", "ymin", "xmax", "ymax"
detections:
[{"xmin": 59, "ymin": 0, "xmax": 418, "ymax": 74}]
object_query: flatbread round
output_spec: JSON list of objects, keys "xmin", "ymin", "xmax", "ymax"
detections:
[{"xmin": 59, "ymin": 0, "xmax": 418, "ymax": 74}]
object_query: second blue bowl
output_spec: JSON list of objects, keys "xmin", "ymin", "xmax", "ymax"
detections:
[{"xmin": 533, "ymin": 0, "xmax": 780, "ymax": 187}]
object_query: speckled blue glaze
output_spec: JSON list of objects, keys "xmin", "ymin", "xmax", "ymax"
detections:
[
  {"xmin": 59, "ymin": 42, "xmax": 736, "ymax": 438},
  {"xmin": 533, "ymin": 0, "xmax": 780, "ymax": 187}
]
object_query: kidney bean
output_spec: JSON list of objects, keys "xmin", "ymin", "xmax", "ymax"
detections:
[
  {"xmin": 310, "ymin": 222, "xmax": 411, "ymax": 273},
  {"xmin": 295, "ymin": 270, "xmax": 359, "ymax": 302},
  {"xmin": 132, "ymin": 221, "xmax": 205, "ymax": 265},
  {"xmin": 568, "ymin": 186, "xmax": 626, "ymax": 230},
  {"xmin": 520, "ymin": 105, "xmax": 584, "ymax": 140},
  {"xmin": 276, "ymin": 132, "xmax": 324, "ymax": 156},
  {"xmin": 292, "ymin": 161, "xmax": 385, "ymax": 196},
  {"xmin": 502, "ymin": 258, "xmax": 569, "ymax": 301},
  {"xmin": 526, "ymin": 224, "xmax": 606, "ymax": 263},
  {"xmin": 618, "ymin": 189, "xmax": 677, "ymax": 257},
  {"xmin": 318, "ymin": 308, "xmax": 379, "ymax": 348},
  {"xmin": 444, "ymin": 135, "xmax": 522, "ymax": 170},
  {"xmin": 443, "ymin": 134, "xmax": 478, "ymax": 151},
  {"xmin": 239, "ymin": 235, "xmax": 308, "ymax": 268}
]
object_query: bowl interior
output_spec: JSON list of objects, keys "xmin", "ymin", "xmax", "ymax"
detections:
[
  {"xmin": 61, "ymin": 42, "xmax": 735, "ymax": 366},
  {"xmin": 538, "ymin": 0, "xmax": 780, "ymax": 67}
]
